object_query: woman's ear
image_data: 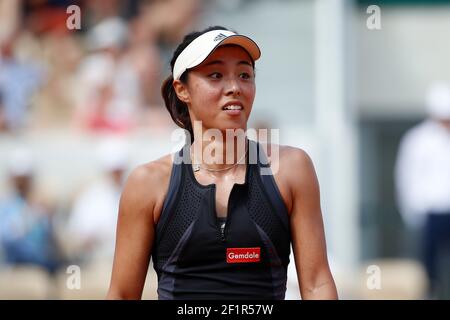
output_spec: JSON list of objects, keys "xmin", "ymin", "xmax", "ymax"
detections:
[{"xmin": 173, "ymin": 80, "xmax": 190, "ymax": 104}]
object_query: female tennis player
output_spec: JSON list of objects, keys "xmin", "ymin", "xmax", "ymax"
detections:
[{"xmin": 107, "ymin": 26, "xmax": 337, "ymax": 300}]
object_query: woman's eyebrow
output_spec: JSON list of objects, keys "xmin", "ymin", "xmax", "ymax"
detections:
[
  {"xmin": 202, "ymin": 60, "xmax": 253, "ymax": 67},
  {"xmin": 238, "ymin": 61, "xmax": 252, "ymax": 67},
  {"xmin": 203, "ymin": 60, "xmax": 224, "ymax": 67}
]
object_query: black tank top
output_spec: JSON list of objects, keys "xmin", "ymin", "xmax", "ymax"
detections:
[{"xmin": 152, "ymin": 139, "xmax": 291, "ymax": 299}]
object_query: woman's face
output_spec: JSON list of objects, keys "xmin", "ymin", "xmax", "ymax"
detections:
[{"xmin": 175, "ymin": 45, "xmax": 256, "ymax": 134}]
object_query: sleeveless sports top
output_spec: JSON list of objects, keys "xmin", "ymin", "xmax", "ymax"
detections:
[{"xmin": 152, "ymin": 139, "xmax": 291, "ymax": 299}]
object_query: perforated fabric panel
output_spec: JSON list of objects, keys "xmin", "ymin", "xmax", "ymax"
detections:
[
  {"xmin": 247, "ymin": 166, "xmax": 291, "ymax": 266},
  {"xmin": 155, "ymin": 164, "xmax": 205, "ymax": 269}
]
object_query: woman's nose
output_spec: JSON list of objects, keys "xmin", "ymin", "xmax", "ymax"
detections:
[{"xmin": 225, "ymin": 78, "xmax": 241, "ymax": 96}]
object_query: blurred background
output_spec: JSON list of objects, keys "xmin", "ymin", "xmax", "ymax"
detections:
[{"xmin": 1, "ymin": 0, "xmax": 450, "ymax": 299}]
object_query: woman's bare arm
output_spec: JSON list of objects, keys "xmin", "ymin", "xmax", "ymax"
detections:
[
  {"xmin": 285, "ymin": 148, "xmax": 338, "ymax": 300},
  {"xmin": 106, "ymin": 159, "xmax": 170, "ymax": 299}
]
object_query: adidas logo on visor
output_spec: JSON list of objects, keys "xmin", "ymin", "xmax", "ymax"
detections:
[{"xmin": 214, "ymin": 33, "xmax": 227, "ymax": 42}]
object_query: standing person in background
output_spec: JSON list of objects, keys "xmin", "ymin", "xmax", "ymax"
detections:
[{"xmin": 395, "ymin": 82, "xmax": 450, "ymax": 298}]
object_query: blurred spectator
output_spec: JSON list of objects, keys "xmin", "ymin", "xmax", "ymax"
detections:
[
  {"xmin": 126, "ymin": 11, "xmax": 162, "ymax": 108},
  {"xmin": 0, "ymin": 148, "xmax": 60, "ymax": 274},
  {"xmin": 29, "ymin": 33, "xmax": 83, "ymax": 130},
  {"xmin": 82, "ymin": 0, "xmax": 124, "ymax": 28},
  {"xmin": 143, "ymin": 0, "xmax": 201, "ymax": 45},
  {"xmin": 0, "ymin": 32, "xmax": 45, "ymax": 132},
  {"xmin": 395, "ymin": 82, "xmax": 450, "ymax": 298},
  {"xmin": 124, "ymin": 9, "xmax": 179, "ymax": 131},
  {"xmin": 73, "ymin": 17, "xmax": 139, "ymax": 133},
  {"xmin": 66, "ymin": 139, "xmax": 128, "ymax": 265}
]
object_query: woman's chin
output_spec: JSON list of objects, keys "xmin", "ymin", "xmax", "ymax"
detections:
[{"xmin": 218, "ymin": 124, "xmax": 247, "ymax": 133}]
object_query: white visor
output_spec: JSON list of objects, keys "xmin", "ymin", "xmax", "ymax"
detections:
[{"xmin": 173, "ymin": 29, "xmax": 261, "ymax": 81}]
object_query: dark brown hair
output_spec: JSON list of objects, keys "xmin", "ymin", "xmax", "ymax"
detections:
[{"xmin": 161, "ymin": 26, "xmax": 231, "ymax": 143}]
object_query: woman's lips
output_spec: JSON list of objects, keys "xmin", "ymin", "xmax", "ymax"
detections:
[
  {"xmin": 223, "ymin": 109, "xmax": 242, "ymax": 116},
  {"xmin": 222, "ymin": 104, "xmax": 243, "ymax": 116}
]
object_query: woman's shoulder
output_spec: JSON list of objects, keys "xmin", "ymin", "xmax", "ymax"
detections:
[
  {"xmin": 136, "ymin": 153, "xmax": 173, "ymax": 179},
  {"xmin": 267, "ymin": 144, "xmax": 317, "ymax": 191},
  {"xmin": 120, "ymin": 153, "xmax": 174, "ymax": 215},
  {"xmin": 260, "ymin": 143, "xmax": 314, "ymax": 214},
  {"xmin": 126, "ymin": 154, "xmax": 173, "ymax": 187},
  {"xmin": 264, "ymin": 143, "xmax": 313, "ymax": 170}
]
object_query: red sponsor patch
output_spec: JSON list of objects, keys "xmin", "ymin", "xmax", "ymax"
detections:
[{"xmin": 226, "ymin": 247, "xmax": 261, "ymax": 263}]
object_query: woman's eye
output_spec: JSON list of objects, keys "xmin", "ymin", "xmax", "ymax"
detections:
[
  {"xmin": 209, "ymin": 72, "xmax": 222, "ymax": 79},
  {"xmin": 240, "ymin": 72, "xmax": 252, "ymax": 79}
]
